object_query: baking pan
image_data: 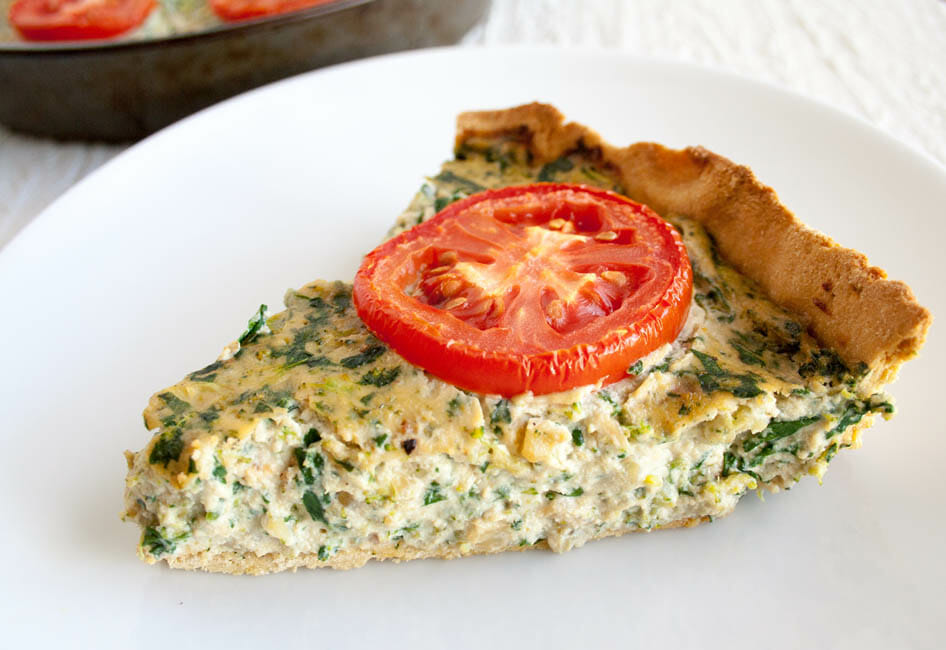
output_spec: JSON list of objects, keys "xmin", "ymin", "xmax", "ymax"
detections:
[{"xmin": 0, "ymin": 0, "xmax": 489, "ymax": 141}]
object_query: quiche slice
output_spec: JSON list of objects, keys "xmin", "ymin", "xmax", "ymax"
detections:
[{"xmin": 123, "ymin": 103, "xmax": 930, "ymax": 574}]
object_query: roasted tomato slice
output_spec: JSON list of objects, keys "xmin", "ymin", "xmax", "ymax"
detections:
[
  {"xmin": 354, "ymin": 183, "xmax": 693, "ymax": 397},
  {"xmin": 210, "ymin": 0, "xmax": 336, "ymax": 21},
  {"xmin": 8, "ymin": 0, "xmax": 155, "ymax": 41}
]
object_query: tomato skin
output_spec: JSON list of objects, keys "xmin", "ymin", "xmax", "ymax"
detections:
[
  {"xmin": 210, "ymin": 0, "xmax": 336, "ymax": 21},
  {"xmin": 354, "ymin": 184, "xmax": 693, "ymax": 397},
  {"xmin": 9, "ymin": 0, "xmax": 155, "ymax": 41}
]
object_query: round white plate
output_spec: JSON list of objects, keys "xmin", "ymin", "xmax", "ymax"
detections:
[{"xmin": 1, "ymin": 48, "xmax": 943, "ymax": 649}]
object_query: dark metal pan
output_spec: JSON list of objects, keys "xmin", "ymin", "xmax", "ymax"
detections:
[{"xmin": 0, "ymin": 0, "xmax": 489, "ymax": 141}]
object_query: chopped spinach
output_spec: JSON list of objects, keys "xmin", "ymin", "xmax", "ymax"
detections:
[
  {"xmin": 423, "ymin": 482, "xmax": 447, "ymax": 506},
  {"xmin": 490, "ymin": 399, "xmax": 512, "ymax": 428},
  {"xmin": 731, "ymin": 340, "xmax": 765, "ymax": 367},
  {"xmin": 198, "ymin": 408, "xmax": 219, "ymax": 425},
  {"xmin": 391, "ymin": 523, "xmax": 419, "ymax": 541},
  {"xmin": 294, "ymin": 447, "xmax": 324, "ymax": 485},
  {"xmin": 572, "ymin": 428, "xmax": 584, "ymax": 447},
  {"xmin": 332, "ymin": 291, "xmax": 351, "ymax": 314},
  {"xmin": 339, "ymin": 344, "xmax": 386, "ymax": 369},
  {"xmin": 434, "ymin": 170, "xmax": 485, "ymax": 193},
  {"xmin": 597, "ymin": 391, "xmax": 622, "ymax": 418},
  {"xmin": 302, "ymin": 490, "xmax": 329, "ymax": 526},
  {"xmin": 188, "ymin": 360, "xmax": 223, "ymax": 383},
  {"xmin": 691, "ymin": 350, "xmax": 762, "ymax": 398},
  {"xmin": 238, "ymin": 304, "xmax": 268, "ymax": 346},
  {"xmin": 544, "ymin": 487, "xmax": 584, "ymax": 500},
  {"xmin": 447, "ymin": 396, "xmax": 463, "ymax": 417},
  {"xmin": 826, "ymin": 397, "xmax": 892, "ymax": 440},
  {"xmin": 142, "ymin": 527, "xmax": 188, "ymax": 558},
  {"xmin": 275, "ymin": 325, "xmax": 322, "ymax": 370},
  {"xmin": 537, "ymin": 156, "xmax": 574, "ymax": 182},
  {"xmin": 721, "ymin": 452, "xmax": 761, "ymax": 482},
  {"xmin": 304, "ymin": 427, "xmax": 322, "ymax": 446},
  {"xmin": 149, "ymin": 429, "xmax": 184, "ymax": 467},
  {"xmin": 743, "ymin": 416, "xmax": 821, "ymax": 453},
  {"xmin": 212, "ymin": 456, "xmax": 227, "ymax": 483},
  {"xmin": 158, "ymin": 392, "xmax": 190, "ymax": 414},
  {"xmin": 798, "ymin": 349, "xmax": 850, "ymax": 382},
  {"xmin": 434, "ymin": 191, "xmax": 467, "ymax": 212},
  {"xmin": 359, "ymin": 367, "xmax": 401, "ymax": 387}
]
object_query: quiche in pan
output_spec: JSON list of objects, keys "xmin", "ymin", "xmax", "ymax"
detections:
[{"xmin": 122, "ymin": 103, "xmax": 930, "ymax": 574}]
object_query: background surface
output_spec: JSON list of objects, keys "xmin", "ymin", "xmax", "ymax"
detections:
[{"xmin": 1, "ymin": 0, "xmax": 945, "ymax": 249}]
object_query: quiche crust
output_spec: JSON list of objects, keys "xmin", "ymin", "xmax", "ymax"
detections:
[
  {"xmin": 166, "ymin": 515, "xmax": 709, "ymax": 574},
  {"xmin": 456, "ymin": 103, "xmax": 931, "ymax": 385}
]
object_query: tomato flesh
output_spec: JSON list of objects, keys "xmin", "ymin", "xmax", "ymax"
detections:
[
  {"xmin": 210, "ymin": 0, "xmax": 336, "ymax": 21},
  {"xmin": 9, "ymin": 0, "xmax": 155, "ymax": 41},
  {"xmin": 354, "ymin": 183, "xmax": 693, "ymax": 397}
]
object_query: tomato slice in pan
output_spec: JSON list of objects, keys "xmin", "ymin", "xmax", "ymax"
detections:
[
  {"xmin": 353, "ymin": 183, "xmax": 693, "ymax": 397},
  {"xmin": 8, "ymin": 0, "xmax": 154, "ymax": 41},
  {"xmin": 210, "ymin": 0, "xmax": 336, "ymax": 21}
]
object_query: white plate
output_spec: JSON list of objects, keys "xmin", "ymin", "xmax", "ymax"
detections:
[{"xmin": 1, "ymin": 48, "xmax": 943, "ymax": 649}]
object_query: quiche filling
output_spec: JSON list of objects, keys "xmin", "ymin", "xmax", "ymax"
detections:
[{"xmin": 123, "ymin": 142, "xmax": 895, "ymax": 570}]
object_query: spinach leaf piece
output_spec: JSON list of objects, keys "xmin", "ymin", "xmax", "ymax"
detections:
[
  {"xmin": 302, "ymin": 490, "xmax": 329, "ymax": 526},
  {"xmin": 142, "ymin": 527, "xmax": 187, "ymax": 558},
  {"xmin": 212, "ymin": 456, "xmax": 227, "ymax": 483},
  {"xmin": 238, "ymin": 304, "xmax": 268, "ymax": 346},
  {"xmin": 572, "ymin": 428, "xmax": 584, "ymax": 447},
  {"xmin": 158, "ymin": 392, "xmax": 190, "ymax": 414},
  {"xmin": 423, "ymin": 482, "xmax": 447, "ymax": 506},
  {"xmin": 359, "ymin": 367, "xmax": 401, "ymax": 387},
  {"xmin": 537, "ymin": 156, "xmax": 574, "ymax": 182},
  {"xmin": 304, "ymin": 427, "xmax": 322, "ymax": 446},
  {"xmin": 490, "ymin": 399, "xmax": 512, "ymax": 426},
  {"xmin": 339, "ymin": 344, "xmax": 386, "ymax": 369},
  {"xmin": 691, "ymin": 350, "xmax": 762, "ymax": 398},
  {"xmin": 188, "ymin": 360, "xmax": 223, "ymax": 383},
  {"xmin": 149, "ymin": 429, "xmax": 184, "ymax": 467},
  {"xmin": 743, "ymin": 416, "xmax": 821, "ymax": 452},
  {"xmin": 433, "ymin": 170, "xmax": 485, "ymax": 193}
]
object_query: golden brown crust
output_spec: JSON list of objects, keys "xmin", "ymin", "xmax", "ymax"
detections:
[
  {"xmin": 165, "ymin": 515, "xmax": 710, "ymax": 575},
  {"xmin": 457, "ymin": 103, "xmax": 931, "ymax": 383}
]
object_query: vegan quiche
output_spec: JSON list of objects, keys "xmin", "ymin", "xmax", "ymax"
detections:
[{"xmin": 122, "ymin": 103, "xmax": 930, "ymax": 574}]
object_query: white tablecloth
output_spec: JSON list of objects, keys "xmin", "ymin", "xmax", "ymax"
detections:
[{"xmin": 2, "ymin": 0, "xmax": 944, "ymax": 250}]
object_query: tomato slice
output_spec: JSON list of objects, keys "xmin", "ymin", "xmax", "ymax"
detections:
[
  {"xmin": 8, "ymin": 0, "xmax": 155, "ymax": 41},
  {"xmin": 354, "ymin": 183, "xmax": 693, "ymax": 397},
  {"xmin": 210, "ymin": 0, "xmax": 336, "ymax": 21}
]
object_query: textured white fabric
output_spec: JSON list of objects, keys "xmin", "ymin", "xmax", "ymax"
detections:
[{"xmin": 2, "ymin": 0, "xmax": 944, "ymax": 250}]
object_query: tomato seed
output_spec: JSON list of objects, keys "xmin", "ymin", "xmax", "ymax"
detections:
[
  {"xmin": 601, "ymin": 270, "xmax": 627, "ymax": 285},
  {"xmin": 546, "ymin": 299, "xmax": 566, "ymax": 320}
]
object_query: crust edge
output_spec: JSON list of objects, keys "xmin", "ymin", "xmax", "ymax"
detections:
[
  {"xmin": 456, "ymin": 103, "xmax": 931, "ymax": 384},
  {"xmin": 162, "ymin": 516, "xmax": 710, "ymax": 575}
]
